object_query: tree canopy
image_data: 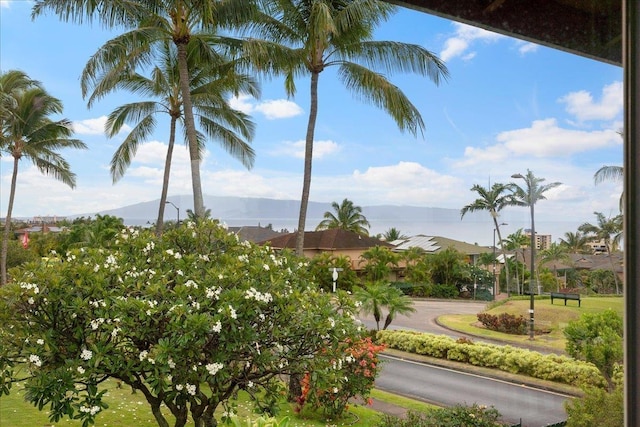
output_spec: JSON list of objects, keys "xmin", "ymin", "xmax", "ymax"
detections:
[{"xmin": 0, "ymin": 220, "xmax": 365, "ymax": 427}]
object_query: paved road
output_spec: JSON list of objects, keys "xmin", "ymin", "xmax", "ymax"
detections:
[
  {"xmin": 376, "ymin": 354, "xmax": 571, "ymax": 427},
  {"xmin": 358, "ymin": 299, "xmax": 572, "ymax": 425},
  {"xmin": 358, "ymin": 298, "xmax": 488, "ymax": 337}
]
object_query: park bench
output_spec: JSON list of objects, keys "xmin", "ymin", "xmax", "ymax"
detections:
[{"xmin": 550, "ymin": 292, "xmax": 581, "ymax": 307}]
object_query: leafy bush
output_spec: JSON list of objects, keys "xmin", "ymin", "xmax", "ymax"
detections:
[
  {"xmin": 429, "ymin": 283, "xmax": 459, "ymax": 299},
  {"xmin": 295, "ymin": 337, "xmax": 385, "ymax": 418},
  {"xmin": 376, "ymin": 404, "xmax": 503, "ymax": 427},
  {"xmin": 564, "ymin": 309, "xmax": 623, "ymax": 388},
  {"xmin": 0, "ymin": 220, "xmax": 364, "ymax": 427},
  {"xmin": 477, "ymin": 312, "xmax": 527, "ymax": 335},
  {"xmin": 376, "ymin": 330, "xmax": 606, "ymax": 389},
  {"xmin": 565, "ymin": 384, "xmax": 623, "ymax": 427}
]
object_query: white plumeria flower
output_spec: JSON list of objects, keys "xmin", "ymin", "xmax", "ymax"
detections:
[
  {"xmin": 80, "ymin": 349, "xmax": 93, "ymax": 361},
  {"xmin": 29, "ymin": 354, "xmax": 42, "ymax": 367},
  {"xmin": 206, "ymin": 362, "xmax": 223, "ymax": 376}
]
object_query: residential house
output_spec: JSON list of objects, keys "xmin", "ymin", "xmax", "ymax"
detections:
[
  {"xmin": 257, "ymin": 229, "xmax": 393, "ymax": 274},
  {"xmin": 227, "ymin": 225, "xmax": 285, "ymax": 243}
]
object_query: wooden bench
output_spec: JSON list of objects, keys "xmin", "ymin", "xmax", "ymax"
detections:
[{"xmin": 550, "ymin": 292, "xmax": 581, "ymax": 307}]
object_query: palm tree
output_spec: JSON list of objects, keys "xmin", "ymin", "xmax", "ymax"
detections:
[
  {"xmin": 84, "ymin": 39, "xmax": 258, "ymax": 235},
  {"xmin": 501, "ymin": 228, "xmax": 530, "ymax": 294},
  {"xmin": 594, "ymin": 165, "xmax": 623, "ymax": 184},
  {"xmin": 510, "ymin": 169, "xmax": 562, "ymax": 294},
  {"xmin": 33, "ymin": 0, "xmax": 260, "ymax": 219},
  {"xmin": 359, "ymin": 245, "xmax": 398, "ymax": 282},
  {"xmin": 579, "ymin": 212, "xmax": 623, "ymax": 294},
  {"xmin": 316, "ymin": 198, "xmax": 371, "ymax": 235},
  {"xmin": 538, "ymin": 243, "xmax": 570, "ymax": 291},
  {"xmin": 382, "ymin": 288, "xmax": 416, "ymax": 330},
  {"xmin": 0, "ymin": 70, "xmax": 39, "ymax": 123},
  {"xmin": 559, "ymin": 231, "xmax": 592, "ymax": 254},
  {"xmin": 461, "ymin": 183, "xmax": 516, "ymax": 295},
  {"xmin": 354, "ymin": 281, "xmax": 413, "ymax": 331},
  {"xmin": 0, "ymin": 80, "xmax": 86, "ymax": 285},
  {"xmin": 245, "ymin": 0, "xmax": 449, "ymax": 255},
  {"xmin": 383, "ymin": 227, "xmax": 408, "ymax": 241}
]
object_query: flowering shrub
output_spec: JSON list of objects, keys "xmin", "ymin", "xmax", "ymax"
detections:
[
  {"xmin": 477, "ymin": 312, "xmax": 527, "ymax": 335},
  {"xmin": 0, "ymin": 220, "xmax": 364, "ymax": 427},
  {"xmin": 295, "ymin": 337, "xmax": 385, "ymax": 419}
]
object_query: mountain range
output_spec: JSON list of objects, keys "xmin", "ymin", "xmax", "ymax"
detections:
[{"xmin": 83, "ymin": 195, "xmax": 493, "ymax": 244}]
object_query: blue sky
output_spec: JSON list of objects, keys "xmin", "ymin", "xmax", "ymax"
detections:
[{"xmin": 0, "ymin": 1, "xmax": 623, "ymax": 245}]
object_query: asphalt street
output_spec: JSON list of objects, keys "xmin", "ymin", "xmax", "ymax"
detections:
[
  {"xmin": 376, "ymin": 354, "xmax": 571, "ymax": 427},
  {"xmin": 358, "ymin": 299, "xmax": 573, "ymax": 426}
]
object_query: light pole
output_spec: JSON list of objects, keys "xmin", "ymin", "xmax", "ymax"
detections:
[
  {"xmin": 493, "ymin": 223, "xmax": 507, "ymax": 297},
  {"xmin": 165, "ymin": 201, "xmax": 180, "ymax": 225},
  {"xmin": 512, "ymin": 173, "xmax": 535, "ymax": 340}
]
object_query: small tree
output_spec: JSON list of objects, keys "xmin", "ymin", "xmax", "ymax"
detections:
[
  {"xmin": 359, "ymin": 246, "xmax": 399, "ymax": 282},
  {"xmin": 0, "ymin": 220, "xmax": 364, "ymax": 427},
  {"xmin": 354, "ymin": 282, "xmax": 414, "ymax": 331},
  {"xmin": 307, "ymin": 253, "xmax": 358, "ymax": 292},
  {"xmin": 564, "ymin": 309, "xmax": 623, "ymax": 390}
]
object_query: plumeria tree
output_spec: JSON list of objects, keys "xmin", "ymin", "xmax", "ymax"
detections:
[{"xmin": 0, "ymin": 220, "xmax": 365, "ymax": 427}]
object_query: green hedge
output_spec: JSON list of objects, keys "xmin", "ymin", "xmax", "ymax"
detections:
[{"xmin": 376, "ymin": 330, "xmax": 606, "ymax": 389}]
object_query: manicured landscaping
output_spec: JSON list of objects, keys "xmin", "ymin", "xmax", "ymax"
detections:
[
  {"xmin": 437, "ymin": 296, "xmax": 624, "ymax": 352},
  {"xmin": 0, "ymin": 380, "xmax": 439, "ymax": 427}
]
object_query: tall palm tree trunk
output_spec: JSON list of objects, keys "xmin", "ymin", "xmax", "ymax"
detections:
[
  {"xmin": 295, "ymin": 71, "xmax": 320, "ymax": 256},
  {"xmin": 493, "ymin": 220, "xmax": 510, "ymax": 296},
  {"xmin": 155, "ymin": 116, "xmax": 178, "ymax": 235},
  {"xmin": 1, "ymin": 157, "xmax": 19, "ymax": 286},
  {"xmin": 605, "ymin": 242, "xmax": 620, "ymax": 294},
  {"xmin": 176, "ymin": 42, "xmax": 204, "ymax": 218}
]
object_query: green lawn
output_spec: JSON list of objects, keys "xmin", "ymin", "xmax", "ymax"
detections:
[
  {"xmin": 0, "ymin": 379, "xmax": 434, "ymax": 427},
  {"xmin": 438, "ymin": 295, "xmax": 624, "ymax": 352}
]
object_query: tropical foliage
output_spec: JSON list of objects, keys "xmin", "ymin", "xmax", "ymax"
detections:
[
  {"xmin": 84, "ymin": 38, "xmax": 258, "ymax": 234},
  {"xmin": 579, "ymin": 212, "xmax": 623, "ymax": 293},
  {"xmin": 564, "ymin": 309, "xmax": 623, "ymax": 389},
  {"xmin": 34, "ymin": 0, "xmax": 262, "ymax": 219},
  {"xmin": 510, "ymin": 170, "xmax": 562, "ymax": 293},
  {"xmin": 0, "ymin": 220, "xmax": 365, "ymax": 427},
  {"xmin": 316, "ymin": 199, "xmax": 371, "ymax": 236},
  {"xmin": 0, "ymin": 71, "xmax": 86, "ymax": 286},
  {"xmin": 461, "ymin": 183, "xmax": 515, "ymax": 294},
  {"xmin": 242, "ymin": 0, "xmax": 448, "ymax": 255},
  {"xmin": 359, "ymin": 246, "xmax": 398, "ymax": 281},
  {"xmin": 354, "ymin": 281, "xmax": 415, "ymax": 331}
]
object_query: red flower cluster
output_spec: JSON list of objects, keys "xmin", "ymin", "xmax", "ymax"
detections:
[{"xmin": 294, "ymin": 337, "xmax": 386, "ymax": 419}]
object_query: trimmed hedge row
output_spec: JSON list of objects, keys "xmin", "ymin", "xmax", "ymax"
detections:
[{"xmin": 376, "ymin": 330, "xmax": 606, "ymax": 389}]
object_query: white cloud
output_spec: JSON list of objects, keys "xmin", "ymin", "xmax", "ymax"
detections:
[
  {"xmin": 351, "ymin": 162, "xmax": 464, "ymax": 206},
  {"xmin": 72, "ymin": 115, "xmax": 131, "ymax": 136},
  {"xmin": 228, "ymin": 95, "xmax": 303, "ymax": 119},
  {"xmin": 254, "ymin": 99, "xmax": 303, "ymax": 119},
  {"xmin": 440, "ymin": 23, "xmax": 504, "ymax": 62},
  {"xmin": 273, "ymin": 139, "xmax": 340, "ymax": 159},
  {"xmin": 228, "ymin": 94, "xmax": 255, "ymax": 114},
  {"xmin": 455, "ymin": 118, "xmax": 620, "ymax": 167},
  {"xmin": 558, "ymin": 81, "xmax": 623, "ymax": 122},
  {"xmin": 517, "ymin": 41, "xmax": 538, "ymax": 55}
]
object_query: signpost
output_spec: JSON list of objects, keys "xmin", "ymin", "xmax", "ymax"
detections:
[{"xmin": 329, "ymin": 267, "xmax": 344, "ymax": 293}]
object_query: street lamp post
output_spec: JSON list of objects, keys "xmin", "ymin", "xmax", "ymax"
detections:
[
  {"xmin": 512, "ymin": 173, "xmax": 535, "ymax": 340},
  {"xmin": 165, "ymin": 201, "xmax": 180, "ymax": 225}
]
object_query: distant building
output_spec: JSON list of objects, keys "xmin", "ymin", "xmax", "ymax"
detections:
[
  {"xmin": 586, "ymin": 239, "xmax": 608, "ymax": 253},
  {"xmin": 524, "ymin": 229, "xmax": 552, "ymax": 250}
]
